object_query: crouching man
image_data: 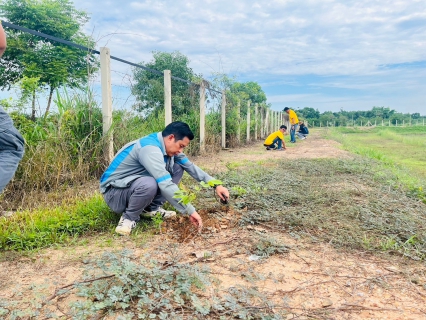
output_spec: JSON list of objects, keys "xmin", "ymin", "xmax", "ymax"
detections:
[
  {"xmin": 100, "ymin": 121, "xmax": 230, "ymax": 235},
  {"xmin": 263, "ymin": 125, "xmax": 287, "ymax": 151},
  {"xmin": 297, "ymin": 120, "xmax": 309, "ymax": 140}
]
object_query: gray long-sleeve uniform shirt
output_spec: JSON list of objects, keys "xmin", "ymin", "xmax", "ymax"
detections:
[{"xmin": 100, "ymin": 132, "xmax": 214, "ymax": 215}]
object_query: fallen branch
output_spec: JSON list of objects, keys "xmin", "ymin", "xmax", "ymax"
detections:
[
  {"xmin": 208, "ymin": 236, "xmax": 239, "ymax": 247},
  {"xmin": 45, "ymin": 274, "xmax": 115, "ymax": 302}
]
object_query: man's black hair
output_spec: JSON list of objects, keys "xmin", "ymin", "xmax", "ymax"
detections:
[
  {"xmin": 283, "ymin": 107, "xmax": 290, "ymax": 111},
  {"xmin": 162, "ymin": 121, "xmax": 195, "ymax": 141},
  {"xmin": 280, "ymin": 125, "xmax": 287, "ymax": 130}
]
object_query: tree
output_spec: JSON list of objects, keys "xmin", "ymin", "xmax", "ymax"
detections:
[
  {"xmin": 230, "ymin": 81, "xmax": 266, "ymax": 103},
  {"xmin": 132, "ymin": 51, "xmax": 201, "ymax": 117},
  {"xmin": 0, "ymin": 0, "xmax": 98, "ymax": 119},
  {"xmin": 319, "ymin": 111, "xmax": 335, "ymax": 126},
  {"xmin": 294, "ymin": 107, "xmax": 320, "ymax": 120},
  {"xmin": 209, "ymin": 72, "xmax": 268, "ymax": 142}
]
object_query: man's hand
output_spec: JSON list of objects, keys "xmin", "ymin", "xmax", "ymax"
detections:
[
  {"xmin": 215, "ymin": 185, "xmax": 230, "ymax": 203},
  {"xmin": 189, "ymin": 211, "xmax": 203, "ymax": 231}
]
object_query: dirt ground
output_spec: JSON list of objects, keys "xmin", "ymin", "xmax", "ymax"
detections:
[
  {"xmin": 1, "ymin": 131, "xmax": 425, "ymax": 319},
  {"xmin": 192, "ymin": 130, "xmax": 353, "ymax": 174}
]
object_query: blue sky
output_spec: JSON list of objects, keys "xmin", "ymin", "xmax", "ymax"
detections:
[{"xmin": 4, "ymin": 0, "xmax": 426, "ymax": 115}]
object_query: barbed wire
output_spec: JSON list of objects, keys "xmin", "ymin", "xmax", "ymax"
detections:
[{"xmin": 2, "ymin": 20, "xmax": 224, "ymax": 95}]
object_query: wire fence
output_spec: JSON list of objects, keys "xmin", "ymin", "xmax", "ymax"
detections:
[
  {"xmin": 1, "ymin": 20, "xmax": 287, "ymax": 164},
  {"xmin": 310, "ymin": 119, "xmax": 426, "ymax": 128}
]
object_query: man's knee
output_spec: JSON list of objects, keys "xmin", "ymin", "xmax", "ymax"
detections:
[{"xmin": 133, "ymin": 177, "xmax": 158, "ymax": 198}]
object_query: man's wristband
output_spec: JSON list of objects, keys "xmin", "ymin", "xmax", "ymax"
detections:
[{"xmin": 213, "ymin": 185, "xmax": 222, "ymax": 189}]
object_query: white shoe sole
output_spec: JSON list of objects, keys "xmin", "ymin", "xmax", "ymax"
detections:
[{"xmin": 115, "ymin": 227, "xmax": 132, "ymax": 236}]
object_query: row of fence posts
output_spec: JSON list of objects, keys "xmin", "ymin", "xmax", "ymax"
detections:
[
  {"xmin": 310, "ymin": 119, "xmax": 426, "ymax": 128},
  {"xmin": 100, "ymin": 47, "xmax": 288, "ymax": 162}
]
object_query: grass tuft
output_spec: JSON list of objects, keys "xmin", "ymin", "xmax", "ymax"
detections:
[
  {"xmin": 218, "ymin": 157, "xmax": 426, "ymax": 260},
  {"xmin": 0, "ymin": 194, "xmax": 115, "ymax": 251}
]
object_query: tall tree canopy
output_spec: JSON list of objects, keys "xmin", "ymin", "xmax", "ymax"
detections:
[
  {"xmin": 0, "ymin": 0, "xmax": 98, "ymax": 118},
  {"xmin": 230, "ymin": 81, "xmax": 267, "ymax": 106},
  {"xmin": 132, "ymin": 51, "xmax": 201, "ymax": 117},
  {"xmin": 211, "ymin": 73, "xmax": 268, "ymax": 115}
]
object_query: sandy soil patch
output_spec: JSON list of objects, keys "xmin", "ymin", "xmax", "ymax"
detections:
[{"xmin": 1, "ymin": 131, "xmax": 425, "ymax": 319}]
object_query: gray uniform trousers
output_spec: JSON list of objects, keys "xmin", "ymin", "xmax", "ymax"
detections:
[
  {"xmin": 102, "ymin": 163, "xmax": 184, "ymax": 221},
  {"xmin": 0, "ymin": 108, "xmax": 25, "ymax": 194}
]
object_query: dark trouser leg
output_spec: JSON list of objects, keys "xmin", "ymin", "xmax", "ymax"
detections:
[
  {"xmin": 272, "ymin": 137, "xmax": 282, "ymax": 149},
  {"xmin": 146, "ymin": 163, "xmax": 184, "ymax": 211},
  {"xmin": 290, "ymin": 124, "xmax": 298, "ymax": 142},
  {"xmin": 103, "ymin": 176, "xmax": 158, "ymax": 222}
]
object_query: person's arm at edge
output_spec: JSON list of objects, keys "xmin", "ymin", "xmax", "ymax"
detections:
[{"xmin": 0, "ymin": 22, "xmax": 7, "ymax": 58}]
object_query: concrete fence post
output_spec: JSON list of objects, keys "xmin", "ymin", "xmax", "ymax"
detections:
[
  {"xmin": 255, "ymin": 103, "xmax": 258, "ymax": 140},
  {"xmin": 264, "ymin": 108, "xmax": 269, "ymax": 136},
  {"xmin": 100, "ymin": 47, "xmax": 114, "ymax": 163},
  {"xmin": 237, "ymin": 100, "xmax": 241, "ymax": 144},
  {"xmin": 246, "ymin": 100, "xmax": 251, "ymax": 142},
  {"xmin": 164, "ymin": 70, "xmax": 172, "ymax": 126},
  {"xmin": 272, "ymin": 111, "xmax": 275, "ymax": 130},
  {"xmin": 221, "ymin": 91, "xmax": 226, "ymax": 149},
  {"xmin": 199, "ymin": 82, "xmax": 206, "ymax": 153}
]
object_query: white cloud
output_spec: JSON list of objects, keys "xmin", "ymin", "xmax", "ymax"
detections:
[{"xmin": 4, "ymin": 0, "xmax": 425, "ymax": 114}]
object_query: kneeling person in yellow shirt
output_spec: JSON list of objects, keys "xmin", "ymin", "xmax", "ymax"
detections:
[{"xmin": 263, "ymin": 125, "xmax": 287, "ymax": 151}]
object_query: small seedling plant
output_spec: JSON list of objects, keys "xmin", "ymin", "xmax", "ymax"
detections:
[{"xmin": 173, "ymin": 179, "xmax": 223, "ymax": 206}]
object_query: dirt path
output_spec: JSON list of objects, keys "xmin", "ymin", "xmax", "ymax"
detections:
[
  {"xmin": 1, "ymin": 132, "xmax": 425, "ymax": 319},
  {"xmin": 192, "ymin": 131, "xmax": 352, "ymax": 174}
]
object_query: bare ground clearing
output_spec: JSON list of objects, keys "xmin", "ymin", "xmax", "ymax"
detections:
[{"xmin": 1, "ymin": 132, "xmax": 425, "ymax": 319}]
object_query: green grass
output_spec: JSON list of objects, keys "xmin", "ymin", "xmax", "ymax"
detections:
[
  {"xmin": 0, "ymin": 194, "xmax": 117, "ymax": 251},
  {"xmin": 0, "ymin": 192, "xmax": 160, "ymax": 252},
  {"xmin": 218, "ymin": 157, "xmax": 426, "ymax": 260},
  {"xmin": 324, "ymin": 126, "xmax": 426, "ymax": 201}
]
